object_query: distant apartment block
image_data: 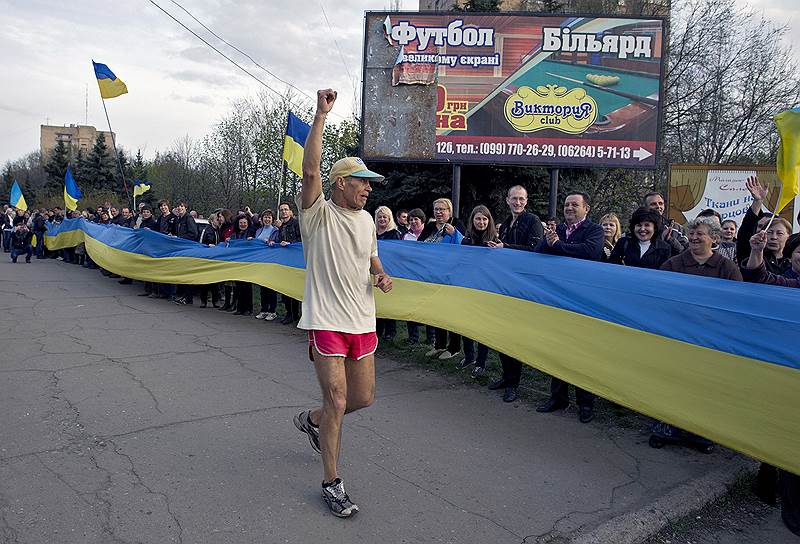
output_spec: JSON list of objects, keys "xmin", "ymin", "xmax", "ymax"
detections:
[{"xmin": 40, "ymin": 124, "xmax": 114, "ymax": 159}]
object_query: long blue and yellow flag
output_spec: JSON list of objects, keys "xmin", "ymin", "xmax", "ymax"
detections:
[
  {"xmin": 283, "ymin": 112, "xmax": 310, "ymax": 177},
  {"xmin": 92, "ymin": 60, "xmax": 128, "ymax": 100},
  {"xmin": 9, "ymin": 180, "xmax": 27, "ymax": 211},
  {"xmin": 133, "ymin": 179, "xmax": 151, "ymax": 197},
  {"xmin": 44, "ymin": 218, "xmax": 800, "ymax": 475},
  {"xmin": 64, "ymin": 166, "xmax": 82, "ymax": 211},
  {"xmin": 775, "ymin": 107, "xmax": 800, "ymax": 212}
]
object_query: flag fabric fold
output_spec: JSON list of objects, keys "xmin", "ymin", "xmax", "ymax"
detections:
[
  {"xmin": 133, "ymin": 179, "xmax": 151, "ymax": 197},
  {"xmin": 64, "ymin": 166, "xmax": 82, "ymax": 211},
  {"xmin": 43, "ymin": 217, "xmax": 800, "ymax": 476},
  {"xmin": 774, "ymin": 107, "xmax": 800, "ymax": 212},
  {"xmin": 9, "ymin": 180, "xmax": 27, "ymax": 211},
  {"xmin": 92, "ymin": 60, "xmax": 128, "ymax": 99},
  {"xmin": 283, "ymin": 112, "xmax": 310, "ymax": 178}
]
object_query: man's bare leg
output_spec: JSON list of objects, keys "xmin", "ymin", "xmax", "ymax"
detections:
[
  {"xmin": 309, "ymin": 351, "xmax": 375, "ymax": 481},
  {"xmin": 309, "ymin": 349, "xmax": 347, "ymax": 482}
]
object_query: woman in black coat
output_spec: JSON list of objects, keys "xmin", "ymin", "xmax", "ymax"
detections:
[{"xmin": 609, "ymin": 207, "xmax": 674, "ymax": 269}]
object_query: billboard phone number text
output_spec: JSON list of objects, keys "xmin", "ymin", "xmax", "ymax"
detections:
[{"xmin": 437, "ymin": 140, "xmax": 634, "ymax": 160}]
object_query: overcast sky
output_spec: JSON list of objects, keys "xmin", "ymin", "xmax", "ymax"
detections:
[{"xmin": 0, "ymin": 0, "xmax": 796, "ymax": 163}]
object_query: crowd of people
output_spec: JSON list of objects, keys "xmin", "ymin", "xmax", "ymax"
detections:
[{"xmin": 3, "ymin": 174, "xmax": 799, "ymax": 530}]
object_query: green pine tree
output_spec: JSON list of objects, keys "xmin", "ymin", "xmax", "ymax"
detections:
[
  {"xmin": 43, "ymin": 140, "xmax": 71, "ymax": 194},
  {"xmin": 84, "ymin": 133, "xmax": 116, "ymax": 194}
]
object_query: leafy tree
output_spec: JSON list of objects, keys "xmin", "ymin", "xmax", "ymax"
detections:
[{"xmin": 452, "ymin": 0, "xmax": 501, "ymax": 11}]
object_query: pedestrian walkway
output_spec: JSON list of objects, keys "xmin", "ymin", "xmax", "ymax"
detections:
[{"xmin": 0, "ymin": 259, "xmax": 749, "ymax": 543}]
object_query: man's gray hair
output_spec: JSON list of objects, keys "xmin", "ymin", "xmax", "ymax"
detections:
[{"xmin": 686, "ymin": 216, "xmax": 721, "ymax": 239}]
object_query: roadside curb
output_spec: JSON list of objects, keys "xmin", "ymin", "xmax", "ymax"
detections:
[{"xmin": 569, "ymin": 456, "xmax": 759, "ymax": 544}]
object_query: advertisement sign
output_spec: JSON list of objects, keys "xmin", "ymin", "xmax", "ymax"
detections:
[
  {"xmin": 362, "ymin": 12, "xmax": 666, "ymax": 168},
  {"xmin": 683, "ymin": 170, "xmax": 756, "ymax": 227},
  {"xmin": 667, "ymin": 164, "xmax": 797, "ymax": 227}
]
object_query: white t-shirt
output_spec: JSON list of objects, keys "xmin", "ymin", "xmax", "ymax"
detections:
[{"xmin": 296, "ymin": 193, "xmax": 378, "ymax": 334}]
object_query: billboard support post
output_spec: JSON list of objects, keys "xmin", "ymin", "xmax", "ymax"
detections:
[
  {"xmin": 548, "ymin": 168, "xmax": 559, "ymax": 219},
  {"xmin": 452, "ymin": 164, "xmax": 462, "ymax": 219}
]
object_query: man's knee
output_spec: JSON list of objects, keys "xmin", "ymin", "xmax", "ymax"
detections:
[
  {"xmin": 349, "ymin": 388, "xmax": 375, "ymax": 412},
  {"xmin": 323, "ymin": 388, "xmax": 348, "ymax": 416}
]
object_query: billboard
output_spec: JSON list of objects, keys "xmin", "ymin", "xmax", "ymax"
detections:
[
  {"xmin": 361, "ymin": 12, "xmax": 665, "ymax": 168},
  {"xmin": 668, "ymin": 164, "xmax": 797, "ymax": 226}
]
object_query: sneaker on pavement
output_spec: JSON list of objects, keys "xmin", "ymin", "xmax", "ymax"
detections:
[
  {"xmin": 293, "ymin": 410, "xmax": 321, "ymax": 454},
  {"xmin": 322, "ymin": 478, "xmax": 359, "ymax": 518},
  {"xmin": 264, "ymin": 312, "xmax": 278, "ymax": 321},
  {"xmin": 471, "ymin": 366, "xmax": 486, "ymax": 378},
  {"xmin": 255, "ymin": 312, "xmax": 269, "ymax": 320},
  {"xmin": 425, "ymin": 347, "xmax": 444, "ymax": 357},
  {"xmin": 173, "ymin": 297, "xmax": 188, "ymax": 305},
  {"xmin": 438, "ymin": 350, "xmax": 457, "ymax": 360}
]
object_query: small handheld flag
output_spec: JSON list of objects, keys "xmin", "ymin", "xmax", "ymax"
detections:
[
  {"xmin": 9, "ymin": 180, "xmax": 27, "ymax": 212},
  {"xmin": 64, "ymin": 166, "xmax": 83, "ymax": 211},
  {"xmin": 775, "ymin": 107, "xmax": 800, "ymax": 213},
  {"xmin": 133, "ymin": 179, "xmax": 151, "ymax": 197},
  {"xmin": 93, "ymin": 61, "xmax": 128, "ymax": 99},
  {"xmin": 283, "ymin": 112, "xmax": 311, "ymax": 178}
]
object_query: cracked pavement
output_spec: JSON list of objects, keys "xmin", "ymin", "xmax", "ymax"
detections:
[{"xmin": 0, "ymin": 259, "xmax": 743, "ymax": 543}]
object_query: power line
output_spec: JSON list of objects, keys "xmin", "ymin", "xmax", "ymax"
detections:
[
  {"xmin": 148, "ymin": 0, "xmax": 349, "ymax": 120},
  {"xmin": 167, "ymin": 0, "xmax": 319, "ymax": 106},
  {"xmin": 318, "ymin": 0, "xmax": 358, "ymax": 98}
]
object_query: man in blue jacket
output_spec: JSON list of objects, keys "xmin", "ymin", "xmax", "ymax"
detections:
[{"xmin": 535, "ymin": 191, "xmax": 604, "ymax": 423}]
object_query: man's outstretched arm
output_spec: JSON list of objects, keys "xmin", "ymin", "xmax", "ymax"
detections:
[{"xmin": 301, "ymin": 89, "xmax": 337, "ymax": 210}]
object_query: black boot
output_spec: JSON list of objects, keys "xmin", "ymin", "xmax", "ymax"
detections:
[{"xmin": 219, "ymin": 286, "xmax": 233, "ymax": 311}]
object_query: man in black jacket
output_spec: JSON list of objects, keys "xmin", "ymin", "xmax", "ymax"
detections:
[
  {"xmin": 135, "ymin": 206, "xmax": 159, "ymax": 296},
  {"xmin": 486, "ymin": 185, "xmax": 543, "ymax": 403},
  {"xmin": 174, "ymin": 201, "xmax": 198, "ymax": 241},
  {"xmin": 173, "ymin": 201, "xmax": 199, "ymax": 305},
  {"xmin": 278, "ymin": 202, "xmax": 302, "ymax": 324},
  {"xmin": 535, "ymin": 192, "xmax": 604, "ymax": 423},
  {"xmin": 157, "ymin": 200, "xmax": 177, "ymax": 236},
  {"xmin": 10, "ymin": 222, "xmax": 34, "ymax": 263}
]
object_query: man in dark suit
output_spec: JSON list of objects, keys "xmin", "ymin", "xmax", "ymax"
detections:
[
  {"xmin": 487, "ymin": 184, "xmax": 543, "ymax": 403},
  {"xmin": 535, "ymin": 191, "xmax": 604, "ymax": 423}
]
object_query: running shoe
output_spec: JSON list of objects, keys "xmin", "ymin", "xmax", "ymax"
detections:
[
  {"xmin": 322, "ymin": 478, "xmax": 359, "ymax": 518},
  {"xmin": 293, "ymin": 410, "xmax": 321, "ymax": 454},
  {"xmin": 425, "ymin": 347, "xmax": 444, "ymax": 357},
  {"xmin": 438, "ymin": 350, "xmax": 457, "ymax": 360},
  {"xmin": 264, "ymin": 312, "xmax": 278, "ymax": 321},
  {"xmin": 255, "ymin": 312, "xmax": 269, "ymax": 320}
]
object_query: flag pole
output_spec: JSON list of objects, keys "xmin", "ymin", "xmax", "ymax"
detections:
[{"xmin": 100, "ymin": 97, "xmax": 131, "ymax": 204}]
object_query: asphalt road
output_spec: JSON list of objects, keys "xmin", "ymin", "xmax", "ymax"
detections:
[{"xmin": 0, "ymin": 258, "xmax": 746, "ymax": 544}]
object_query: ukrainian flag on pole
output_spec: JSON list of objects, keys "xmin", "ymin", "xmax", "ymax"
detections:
[
  {"xmin": 64, "ymin": 166, "xmax": 82, "ymax": 211},
  {"xmin": 775, "ymin": 107, "xmax": 800, "ymax": 212},
  {"xmin": 10, "ymin": 180, "xmax": 27, "ymax": 211},
  {"xmin": 133, "ymin": 180, "xmax": 151, "ymax": 197},
  {"xmin": 92, "ymin": 61, "xmax": 128, "ymax": 99},
  {"xmin": 283, "ymin": 112, "xmax": 310, "ymax": 177}
]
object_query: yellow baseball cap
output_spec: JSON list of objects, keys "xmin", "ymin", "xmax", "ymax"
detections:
[{"xmin": 329, "ymin": 157, "xmax": 385, "ymax": 184}]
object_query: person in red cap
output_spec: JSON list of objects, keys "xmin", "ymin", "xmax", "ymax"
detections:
[{"xmin": 292, "ymin": 89, "xmax": 392, "ymax": 518}]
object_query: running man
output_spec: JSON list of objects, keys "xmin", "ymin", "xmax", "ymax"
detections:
[{"xmin": 293, "ymin": 89, "xmax": 392, "ymax": 518}]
